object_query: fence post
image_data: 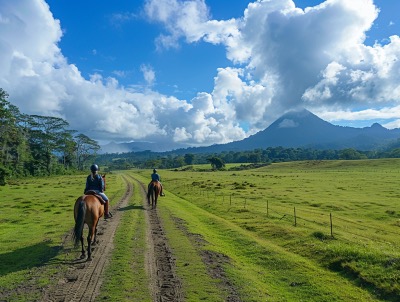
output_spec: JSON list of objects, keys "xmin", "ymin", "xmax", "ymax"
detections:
[
  {"xmin": 330, "ymin": 212, "xmax": 333, "ymax": 238},
  {"xmin": 294, "ymin": 206, "xmax": 297, "ymax": 227}
]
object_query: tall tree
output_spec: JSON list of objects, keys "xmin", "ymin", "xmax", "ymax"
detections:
[
  {"xmin": 207, "ymin": 156, "xmax": 225, "ymax": 170},
  {"xmin": 75, "ymin": 134, "xmax": 100, "ymax": 170},
  {"xmin": 184, "ymin": 153, "xmax": 195, "ymax": 165},
  {"xmin": 57, "ymin": 130, "xmax": 77, "ymax": 169},
  {"xmin": 0, "ymin": 89, "xmax": 27, "ymax": 177},
  {"xmin": 27, "ymin": 115, "xmax": 71, "ymax": 175}
]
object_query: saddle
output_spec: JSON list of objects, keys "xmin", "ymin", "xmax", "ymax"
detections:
[{"xmin": 85, "ymin": 190, "xmax": 106, "ymax": 204}]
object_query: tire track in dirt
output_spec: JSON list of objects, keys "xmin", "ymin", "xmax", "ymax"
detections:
[
  {"xmin": 43, "ymin": 177, "xmax": 133, "ymax": 302},
  {"xmin": 44, "ymin": 175, "xmax": 183, "ymax": 302},
  {"xmin": 135, "ymin": 178, "xmax": 184, "ymax": 302}
]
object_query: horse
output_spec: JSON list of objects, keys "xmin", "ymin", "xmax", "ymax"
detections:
[
  {"xmin": 73, "ymin": 194, "xmax": 104, "ymax": 261},
  {"xmin": 147, "ymin": 180, "xmax": 161, "ymax": 209}
]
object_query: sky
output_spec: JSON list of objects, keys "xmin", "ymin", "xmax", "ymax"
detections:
[{"xmin": 1, "ymin": 0, "xmax": 400, "ymax": 149}]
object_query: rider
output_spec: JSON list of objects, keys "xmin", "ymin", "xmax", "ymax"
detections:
[
  {"xmin": 150, "ymin": 168, "xmax": 165, "ymax": 196},
  {"xmin": 84, "ymin": 164, "xmax": 112, "ymax": 219}
]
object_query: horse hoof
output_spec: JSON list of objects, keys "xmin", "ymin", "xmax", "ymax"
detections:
[
  {"xmin": 80, "ymin": 254, "xmax": 86, "ymax": 259},
  {"xmin": 87, "ymin": 257, "xmax": 92, "ymax": 262}
]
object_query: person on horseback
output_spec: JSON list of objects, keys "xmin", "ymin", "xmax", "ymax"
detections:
[
  {"xmin": 150, "ymin": 168, "xmax": 165, "ymax": 196},
  {"xmin": 84, "ymin": 164, "xmax": 113, "ymax": 219}
]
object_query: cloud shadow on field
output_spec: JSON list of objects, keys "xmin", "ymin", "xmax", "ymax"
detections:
[{"xmin": 0, "ymin": 241, "xmax": 60, "ymax": 276}]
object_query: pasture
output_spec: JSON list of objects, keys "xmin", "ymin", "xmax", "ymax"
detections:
[
  {"xmin": 131, "ymin": 159, "xmax": 400, "ymax": 301},
  {"xmin": 1, "ymin": 159, "xmax": 399, "ymax": 301},
  {"xmin": 0, "ymin": 173, "xmax": 126, "ymax": 301}
]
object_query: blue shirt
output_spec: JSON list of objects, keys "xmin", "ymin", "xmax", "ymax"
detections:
[
  {"xmin": 85, "ymin": 173, "xmax": 104, "ymax": 192},
  {"xmin": 151, "ymin": 173, "xmax": 161, "ymax": 182}
]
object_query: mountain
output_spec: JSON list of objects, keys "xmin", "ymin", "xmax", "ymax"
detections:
[
  {"xmin": 100, "ymin": 109, "xmax": 400, "ymax": 154},
  {"xmin": 197, "ymin": 109, "xmax": 400, "ymax": 153},
  {"xmin": 100, "ymin": 140, "xmax": 191, "ymax": 154}
]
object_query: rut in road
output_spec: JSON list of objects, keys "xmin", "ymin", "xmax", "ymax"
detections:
[
  {"xmin": 43, "ymin": 176, "xmax": 183, "ymax": 302},
  {"xmin": 43, "ymin": 178, "xmax": 133, "ymax": 302},
  {"xmin": 138, "ymin": 179, "xmax": 183, "ymax": 302}
]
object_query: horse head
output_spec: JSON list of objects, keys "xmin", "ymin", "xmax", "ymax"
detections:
[{"xmin": 102, "ymin": 174, "xmax": 106, "ymax": 191}]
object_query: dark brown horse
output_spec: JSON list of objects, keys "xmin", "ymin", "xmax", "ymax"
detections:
[
  {"xmin": 73, "ymin": 194, "xmax": 104, "ymax": 261},
  {"xmin": 147, "ymin": 180, "xmax": 161, "ymax": 209}
]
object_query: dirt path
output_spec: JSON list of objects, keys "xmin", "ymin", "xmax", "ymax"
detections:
[
  {"xmin": 43, "ymin": 176, "xmax": 183, "ymax": 302},
  {"xmin": 138, "ymin": 180, "xmax": 183, "ymax": 302}
]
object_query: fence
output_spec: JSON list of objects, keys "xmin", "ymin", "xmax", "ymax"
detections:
[{"xmin": 188, "ymin": 188, "xmax": 399, "ymax": 245}]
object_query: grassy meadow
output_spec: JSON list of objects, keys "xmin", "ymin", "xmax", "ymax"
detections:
[
  {"xmin": 1, "ymin": 159, "xmax": 399, "ymax": 301},
  {"xmin": 0, "ymin": 172, "xmax": 126, "ymax": 301},
  {"xmin": 132, "ymin": 158, "xmax": 400, "ymax": 301}
]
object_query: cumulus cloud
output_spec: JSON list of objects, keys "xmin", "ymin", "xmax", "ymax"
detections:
[
  {"xmin": 1, "ymin": 0, "xmax": 400, "ymax": 152},
  {"xmin": 140, "ymin": 64, "xmax": 156, "ymax": 86},
  {"xmin": 0, "ymin": 0, "xmax": 252, "ymax": 147},
  {"xmin": 279, "ymin": 119, "xmax": 298, "ymax": 128},
  {"xmin": 143, "ymin": 0, "xmax": 400, "ymax": 132}
]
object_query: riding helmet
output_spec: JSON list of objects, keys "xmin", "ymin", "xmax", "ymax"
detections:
[
  {"xmin": 90, "ymin": 164, "xmax": 99, "ymax": 172},
  {"xmin": 153, "ymin": 169, "xmax": 157, "ymax": 173}
]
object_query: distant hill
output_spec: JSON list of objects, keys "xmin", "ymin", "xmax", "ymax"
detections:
[
  {"xmin": 100, "ymin": 140, "xmax": 190, "ymax": 154},
  {"xmin": 100, "ymin": 109, "xmax": 400, "ymax": 154}
]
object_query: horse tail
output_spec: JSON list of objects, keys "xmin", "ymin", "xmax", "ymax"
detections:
[{"xmin": 73, "ymin": 199, "xmax": 86, "ymax": 247}]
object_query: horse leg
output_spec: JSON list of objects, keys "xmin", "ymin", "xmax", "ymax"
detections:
[
  {"xmin": 80, "ymin": 235, "xmax": 86, "ymax": 259},
  {"xmin": 87, "ymin": 228, "xmax": 93, "ymax": 261},
  {"xmin": 147, "ymin": 185, "xmax": 151, "ymax": 205},
  {"xmin": 92, "ymin": 220, "xmax": 99, "ymax": 245}
]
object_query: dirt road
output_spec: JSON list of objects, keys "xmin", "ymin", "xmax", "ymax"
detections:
[{"xmin": 43, "ymin": 177, "xmax": 183, "ymax": 302}]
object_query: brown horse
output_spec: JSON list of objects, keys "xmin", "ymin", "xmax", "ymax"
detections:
[
  {"xmin": 147, "ymin": 180, "xmax": 161, "ymax": 209},
  {"xmin": 73, "ymin": 194, "xmax": 104, "ymax": 261}
]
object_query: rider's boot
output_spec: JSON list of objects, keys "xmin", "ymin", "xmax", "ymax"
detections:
[{"xmin": 104, "ymin": 201, "xmax": 112, "ymax": 219}]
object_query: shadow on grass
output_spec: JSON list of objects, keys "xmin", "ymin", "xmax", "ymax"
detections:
[
  {"xmin": 118, "ymin": 204, "xmax": 144, "ymax": 211},
  {"xmin": 0, "ymin": 241, "xmax": 61, "ymax": 276}
]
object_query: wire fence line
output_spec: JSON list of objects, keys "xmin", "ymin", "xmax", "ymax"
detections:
[{"xmin": 186, "ymin": 189, "xmax": 400, "ymax": 244}]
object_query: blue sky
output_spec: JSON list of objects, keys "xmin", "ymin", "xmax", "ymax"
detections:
[{"xmin": 1, "ymin": 0, "xmax": 400, "ymax": 149}]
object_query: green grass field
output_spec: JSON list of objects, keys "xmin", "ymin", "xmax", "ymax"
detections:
[
  {"xmin": 1, "ymin": 159, "xmax": 399, "ymax": 301},
  {"xmin": 132, "ymin": 159, "xmax": 400, "ymax": 301},
  {"xmin": 0, "ymin": 172, "xmax": 126, "ymax": 301}
]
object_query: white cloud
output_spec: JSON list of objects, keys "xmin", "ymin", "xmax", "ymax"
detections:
[
  {"xmin": 1, "ymin": 0, "xmax": 400, "ymax": 151},
  {"xmin": 279, "ymin": 119, "xmax": 298, "ymax": 128},
  {"xmin": 0, "ymin": 0, "xmax": 244, "ymax": 147},
  {"xmin": 140, "ymin": 64, "xmax": 156, "ymax": 86}
]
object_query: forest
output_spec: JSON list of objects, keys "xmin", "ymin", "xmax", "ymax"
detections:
[
  {"xmin": 0, "ymin": 88, "xmax": 100, "ymax": 184},
  {"xmin": 3, "ymin": 87, "xmax": 400, "ymax": 183},
  {"xmin": 96, "ymin": 141, "xmax": 400, "ymax": 171}
]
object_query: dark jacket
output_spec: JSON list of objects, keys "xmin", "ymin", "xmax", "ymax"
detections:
[{"xmin": 85, "ymin": 173, "xmax": 104, "ymax": 193}]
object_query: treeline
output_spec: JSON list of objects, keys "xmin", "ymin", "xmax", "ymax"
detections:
[
  {"xmin": 3, "ymin": 87, "xmax": 400, "ymax": 180},
  {"xmin": 0, "ymin": 88, "xmax": 100, "ymax": 184},
  {"xmin": 96, "ymin": 141, "xmax": 400, "ymax": 171}
]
